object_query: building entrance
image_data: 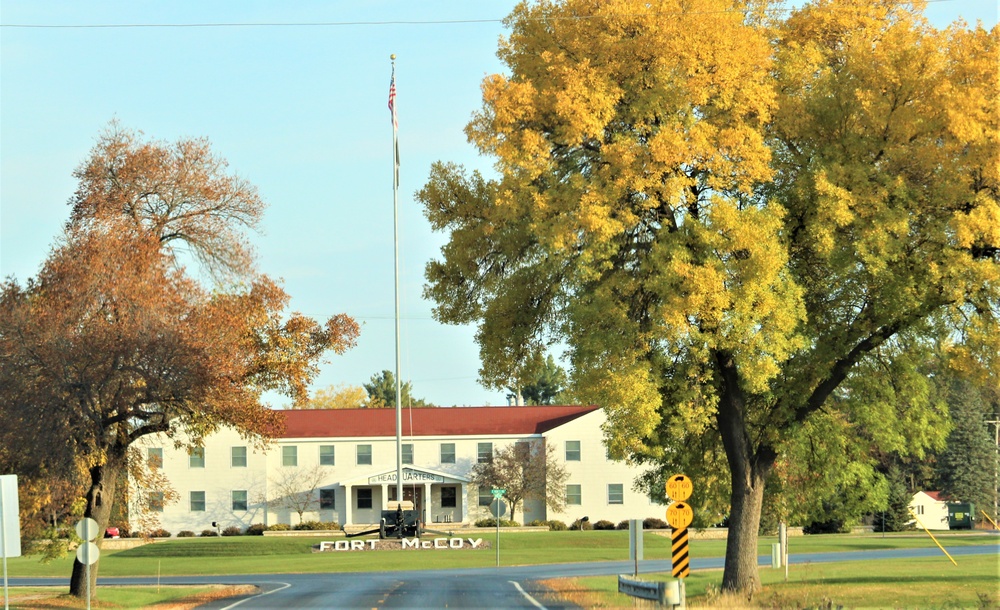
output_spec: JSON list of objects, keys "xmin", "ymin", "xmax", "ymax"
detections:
[{"xmin": 388, "ymin": 485, "xmax": 424, "ymax": 522}]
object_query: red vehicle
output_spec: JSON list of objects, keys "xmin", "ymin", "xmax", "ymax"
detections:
[{"xmin": 104, "ymin": 527, "xmax": 120, "ymax": 538}]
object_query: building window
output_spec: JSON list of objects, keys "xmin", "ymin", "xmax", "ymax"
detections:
[
  {"xmin": 478, "ymin": 487, "xmax": 492, "ymax": 507},
  {"xmin": 320, "ymin": 489, "xmax": 336, "ymax": 509},
  {"xmin": 440, "ymin": 443, "xmax": 456, "ymax": 464},
  {"xmin": 189, "ymin": 447, "xmax": 205, "ymax": 468},
  {"xmin": 477, "ymin": 442, "xmax": 493, "ymax": 463},
  {"xmin": 357, "ymin": 488, "xmax": 373, "ymax": 509},
  {"xmin": 402, "ymin": 444, "xmax": 414, "ymax": 465},
  {"xmin": 357, "ymin": 444, "xmax": 372, "ymax": 465},
  {"xmin": 232, "ymin": 490, "xmax": 248, "ymax": 512},
  {"xmin": 441, "ymin": 486, "xmax": 457, "ymax": 508},
  {"xmin": 915, "ymin": 505, "xmax": 924, "ymax": 515},
  {"xmin": 149, "ymin": 492, "xmax": 164, "ymax": 512},
  {"xmin": 565, "ymin": 440, "xmax": 581, "ymax": 461},
  {"xmin": 147, "ymin": 447, "xmax": 163, "ymax": 469},
  {"xmin": 231, "ymin": 446, "xmax": 247, "ymax": 468},
  {"xmin": 320, "ymin": 445, "xmax": 335, "ymax": 466},
  {"xmin": 282, "ymin": 446, "xmax": 298, "ymax": 467},
  {"xmin": 566, "ymin": 484, "xmax": 582, "ymax": 506},
  {"xmin": 190, "ymin": 491, "xmax": 206, "ymax": 512},
  {"xmin": 608, "ymin": 484, "xmax": 624, "ymax": 505}
]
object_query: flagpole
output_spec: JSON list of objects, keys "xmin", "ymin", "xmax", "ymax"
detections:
[{"xmin": 390, "ymin": 54, "xmax": 403, "ymax": 511}]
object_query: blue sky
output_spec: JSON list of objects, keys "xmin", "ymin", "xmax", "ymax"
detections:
[{"xmin": 1, "ymin": 1, "xmax": 996, "ymax": 408}]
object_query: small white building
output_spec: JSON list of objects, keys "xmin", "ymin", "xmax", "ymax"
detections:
[
  {"xmin": 909, "ymin": 491, "xmax": 950, "ymax": 530},
  {"xmin": 133, "ymin": 405, "xmax": 664, "ymax": 534}
]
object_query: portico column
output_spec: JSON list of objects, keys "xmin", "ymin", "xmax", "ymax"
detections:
[
  {"xmin": 460, "ymin": 483, "xmax": 468, "ymax": 524},
  {"xmin": 424, "ymin": 482, "xmax": 432, "ymax": 524},
  {"xmin": 343, "ymin": 484, "xmax": 352, "ymax": 526}
]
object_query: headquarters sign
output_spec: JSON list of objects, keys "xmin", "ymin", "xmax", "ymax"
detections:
[{"xmin": 368, "ymin": 469, "xmax": 445, "ymax": 484}]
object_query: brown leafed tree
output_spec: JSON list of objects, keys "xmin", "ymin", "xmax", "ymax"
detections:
[
  {"xmin": 268, "ymin": 464, "xmax": 331, "ymax": 525},
  {"xmin": 470, "ymin": 440, "xmax": 568, "ymax": 524},
  {"xmin": 0, "ymin": 125, "xmax": 360, "ymax": 597}
]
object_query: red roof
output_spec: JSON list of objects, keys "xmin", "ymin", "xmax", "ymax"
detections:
[
  {"xmin": 924, "ymin": 491, "xmax": 946, "ymax": 501},
  {"xmin": 279, "ymin": 405, "xmax": 601, "ymax": 439}
]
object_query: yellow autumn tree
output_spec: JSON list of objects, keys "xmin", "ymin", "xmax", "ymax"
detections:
[
  {"xmin": 420, "ymin": 0, "xmax": 998, "ymax": 593},
  {"xmin": 299, "ymin": 384, "xmax": 369, "ymax": 409}
]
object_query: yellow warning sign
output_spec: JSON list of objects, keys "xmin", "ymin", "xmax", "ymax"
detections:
[
  {"xmin": 665, "ymin": 474, "xmax": 692, "ymax": 502},
  {"xmin": 666, "ymin": 502, "xmax": 694, "ymax": 529}
]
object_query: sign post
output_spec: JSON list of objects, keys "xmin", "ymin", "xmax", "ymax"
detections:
[
  {"xmin": 491, "ymin": 488, "xmax": 505, "ymax": 567},
  {"xmin": 665, "ymin": 474, "xmax": 693, "ymax": 608},
  {"xmin": 75, "ymin": 518, "xmax": 100, "ymax": 610},
  {"xmin": 1, "ymin": 475, "xmax": 22, "ymax": 610},
  {"xmin": 628, "ymin": 518, "xmax": 643, "ymax": 576}
]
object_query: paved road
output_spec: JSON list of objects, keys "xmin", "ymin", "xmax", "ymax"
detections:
[{"xmin": 10, "ymin": 544, "xmax": 997, "ymax": 609}]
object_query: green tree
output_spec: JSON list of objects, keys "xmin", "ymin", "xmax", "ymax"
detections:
[
  {"xmin": 470, "ymin": 440, "xmax": 568, "ymax": 524},
  {"xmin": 872, "ymin": 467, "xmax": 914, "ymax": 533},
  {"xmin": 419, "ymin": 0, "xmax": 997, "ymax": 592},
  {"xmin": 937, "ymin": 379, "xmax": 998, "ymax": 519},
  {"xmin": 511, "ymin": 354, "xmax": 569, "ymax": 405},
  {"xmin": 0, "ymin": 125, "xmax": 360, "ymax": 597},
  {"xmin": 363, "ymin": 370, "xmax": 433, "ymax": 407}
]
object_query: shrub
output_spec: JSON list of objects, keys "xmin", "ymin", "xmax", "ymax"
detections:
[
  {"xmin": 322, "ymin": 521, "xmax": 340, "ymax": 530},
  {"xmin": 177, "ymin": 531, "xmax": 196, "ymax": 538},
  {"xmin": 474, "ymin": 518, "xmax": 519, "ymax": 527},
  {"xmin": 245, "ymin": 523, "xmax": 267, "ymax": 536},
  {"xmin": 527, "ymin": 519, "xmax": 547, "ymax": 527},
  {"xmin": 293, "ymin": 521, "xmax": 327, "ymax": 531},
  {"xmin": 222, "ymin": 526, "xmax": 243, "ymax": 536},
  {"xmin": 546, "ymin": 520, "xmax": 567, "ymax": 531},
  {"xmin": 200, "ymin": 529, "xmax": 219, "ymax": 537},
  {"xmin": 267, "ymin": 523, "xmax": 290, "ymax": 531},
  {"xmin": 616, "ymin": 520, "xmax": 630, "ymax": 530},
  {"xmin": 593, "ymin": 520, "xmax": 616, "ymax": 530},
  {"xmin": 570, "ymin": 519, "xmax": 593, "ymax": 531},
  {"xmin": 643, "ymin": 517, "xmax": 668, "ymax": 530},
  {"xmin": 803, "ymin": 519, "xmax": 849, "ymax": 535},
  {"xmin": 148, "ymin": 528, "xmax": 171, "ymax": 538}
]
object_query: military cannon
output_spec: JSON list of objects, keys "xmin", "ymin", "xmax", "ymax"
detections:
[{"xmin": 343, "ymin": 501, "xmax": 454, "ymax": 539}]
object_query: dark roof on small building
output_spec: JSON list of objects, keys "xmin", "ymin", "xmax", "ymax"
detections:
[{"xmin": 279, "ymin": 405, "xmax": 601, "ymax": 439}]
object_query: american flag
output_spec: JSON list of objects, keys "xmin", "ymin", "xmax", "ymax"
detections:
[
  {"xmin": 388, "ymin": 71, "xmax": 397, "ymax": 131},
  {"xmin": 389, "ymin": 67, "xmax": 399, "ymax": 186}
]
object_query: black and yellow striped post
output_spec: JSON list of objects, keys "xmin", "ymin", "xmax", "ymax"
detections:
[
  {"xmin": 671, "ymin": 525, "xmax": 690, "ymax": 578},
  {"xmin": 665, "ymin": 474, "xmax": 694, "ymax": 581}
]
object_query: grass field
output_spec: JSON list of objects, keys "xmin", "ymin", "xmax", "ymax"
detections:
[
  {"xmin": 542, "ymin": 554, "xmax": 1000, "ymax": 609},
  {"xmin": 4, "ymin": 530, "xmax": 997, "ymax": 608},
  {"xmin": 5, "ymin": 530, "xmax": 995, "ymax": 578}
]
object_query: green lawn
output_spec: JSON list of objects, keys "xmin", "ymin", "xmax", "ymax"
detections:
[
  {"xmin": 5, "ymin": 530, "xmax": 996, "ymax": 578},
  {"xmin": 545, "ymin": 554, "xmax": 1000, "ymax": 608}
]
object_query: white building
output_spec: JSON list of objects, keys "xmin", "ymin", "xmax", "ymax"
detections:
[
  {"xmin": 134, "ymin": 405, "xmax": 664, "ymax": 533},
  {"xmin": 908, "ymin": 491, "xmax": 950, "ymax": 530}
]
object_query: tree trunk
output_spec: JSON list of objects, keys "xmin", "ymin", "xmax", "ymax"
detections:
[
  {"xmin": 714, "ymin": 350, "xmax": 776, "ymax": 595},
  {"xmin": 721, "ymin": 463, "xmax": 769, "ymax": 593},
  {"xmin": 69, "ymin": 455, "xmax": 124, "ymax": 598}
]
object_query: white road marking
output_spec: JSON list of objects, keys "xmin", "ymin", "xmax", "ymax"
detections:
[
  {"xmin": 509, "ymin": 580, "xmax": 547, "ymax": 610},
  {"xmin": 219, "ymin": 581, "xmax": 292, "ymax": 609}
]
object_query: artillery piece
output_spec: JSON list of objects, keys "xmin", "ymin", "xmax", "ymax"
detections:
[{"xmin": 343, "ymin": 501, "xmax": 455, "ymax": 539}]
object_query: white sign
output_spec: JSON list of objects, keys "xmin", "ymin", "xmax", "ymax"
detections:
[
  {"xmin": 75, "ymin": 518, "xmax": 100, "ymax": 542},
  {"xmin": 76, "ymin": 541, "xmax": 100, "ymax": 565},
  {"xmin": 0, "ymin": 475, "xmax": 20, "ymax": 558},
  {"xmin": 319, "ymin": 538, "xmax": 484, "ymax": 551},
  {"xmin": 367, "ymin": 469, "xmax": 445, "ymax": 484}
]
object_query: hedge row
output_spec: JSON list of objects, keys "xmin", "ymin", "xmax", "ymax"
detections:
[{"xmin": 131, "ymin": 521, "xmax": 342, "ymax": 538}]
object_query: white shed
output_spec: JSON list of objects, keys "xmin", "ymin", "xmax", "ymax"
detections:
[{"xmin": 909, "ymin": 491, "xmax": 950, "ymax": 530}]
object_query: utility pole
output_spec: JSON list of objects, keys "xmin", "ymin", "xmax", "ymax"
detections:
[{"xmin": 986, "ymin": 418, "xmax": 999, "ymax": 526}]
